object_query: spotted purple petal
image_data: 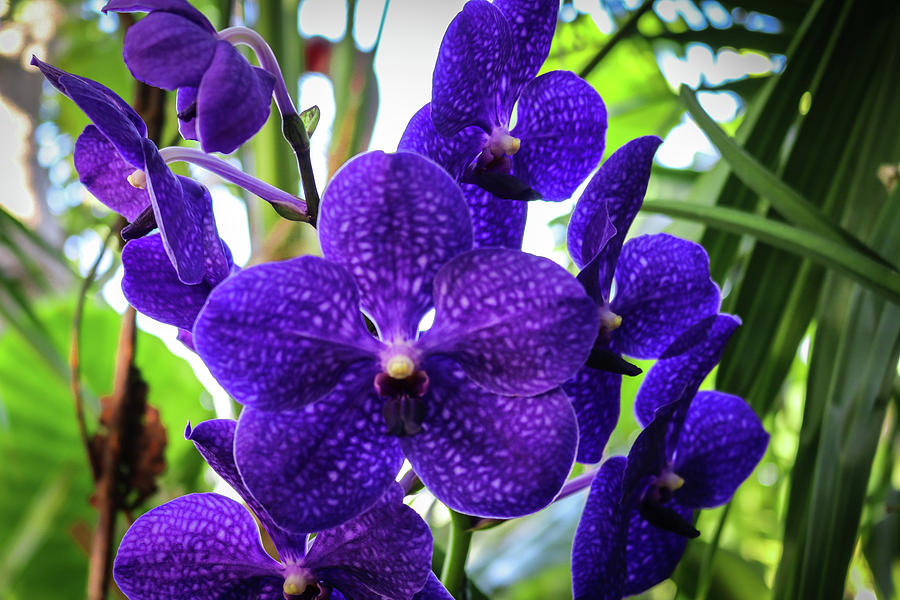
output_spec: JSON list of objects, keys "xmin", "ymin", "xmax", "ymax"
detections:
[
  {"xmin": 512, "ymin": 70, "xmax": 606, "ymax": 201},
  {"xmin": 177, "ymin": 175, "xmax": 230, "ymax": 284},
  {"xmin": 33, "ymin": 58, "xmax": 146, "ymax": 167},
  {"xmin": 610, "ymin": 234, "xmax": 720, "ymax": 359},
  {"xmin": 622, "ymin": 501, "xmax": 690, "ymax": 596},
  {"xmin": 634, "ymin": 314, "xmax": 741, "ymax": 428},
  {"xmin": 319, "ymin": 151, "xmax": 473, "ymax": 342},
  {"xmin": 571, "ymin": 456, "xmax": 626, "ymax": 600},
  {"xmin": 122, "ymin": 234, "xmax": 220, "ymax": 330},
  {"xmin": 461, "ymin": 183, "xmax": 527, "ymax": 249},
  {"xmin": 402, "ymin": 360, "xmax": 577, "ymax": 518},
  {"xmin": 176, "ymin": 86, "xmax": 200, "ymax": 141},
  {"xmin": 493, "ymin": 0, "xmax": 558, "ymax": 116},
  {"xmin": 564, "ymin": 367, "xmax": 620, "ymax": 464},
  {"xmin": 141, "ymin": 138, "xmax": 205, "ymax": 284},
  {"xmin": 674, "ymin": 391, "xmax": 768, "ymax": 508},
  {"xmin": 121, "ymin": 11, "xmax": 217, "ymax": 90},
  {"xmin": 102, "ymin": 0, "xmax": 216, "ymax": 31},
  {"xmin": 234, "ymin": 367, "xmax": 404, "ymax": 533},
  {"xmin": 186, "ymin": 418, "xmax": 309, "ymax": 562},
  {"xmin": 304, "ymin": 484, "xmax": 432, "ymax": 600},
  {"xmin": 32, "ymin": 56, "xmax": 147, "ymax": 139},
  {"xmin": 398, "ymin": 103, "xmax": 485, "ymax": 181},
  {"xmin": 113, "ymin": 493, "xmax": 283, "ymax": 600},
  {"xmin": 431, "ymin": 0, "xmax": 511, "ymax": 135},
  {"xmin": 567, "ymin": 136, "xmax": 661, "ymax": 279},
  {"xmin": 74, "ymin": 125, "xmax": 149, "ymax": 221},
  {"xmin": 194, "ymin": 256, "xmax": 382, "ymax": 411},
  {"xmin": 195, "ymin": 41, "xmax": 275, "ymax": 154},
  {"xmin": 421, "ymin": 248, "xmax": 599, "ymax": 396}
]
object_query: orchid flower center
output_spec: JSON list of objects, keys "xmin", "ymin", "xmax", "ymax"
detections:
[
  {"xmin": 375, "ymin": 349, "xmax": 429, "ymax": 437},
  {"xmin": 598, "ymin": 305, "xmax": 622, "ymax": 334},
  {"xmin": 282, "ymin": 569, "xmax": 330, "ymax": 600},
  {"xmin": 638, "ymin": 466, "xmax": 698, "ymax": 539},
  {"xmin": 127, "ymin": 169, "xmax": 147, "ymax": 189},
  {"xmin": 475, "ymin": 127, "xmax": 521, "ymax": 173}
]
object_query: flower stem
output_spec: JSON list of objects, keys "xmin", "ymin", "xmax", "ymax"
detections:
[
  {"xmin": 441, "ymin": 509, "xmax": 474, "ymax": 599},
  {"xmin": 218, "ymin": 25, "xmax": 321, "ymax": 226},
  {"xmin": 157, "ymin": 146, "xmax": 310, "ymax": 222},
  {"xmin": 218, "ymin": 26, "xmax": 295, "ymax": 115}
]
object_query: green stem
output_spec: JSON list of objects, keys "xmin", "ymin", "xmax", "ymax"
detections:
[
  {"xmin": 283, "ymin": 114, "xmax": 321, "ymax": 226},
  {"xmin": 441, "ymin": 510, "xmax": 474, "ymax": 599},
  {"xmin": 695, "ymin": 504, "xmax": 731, "ymax": 600}
]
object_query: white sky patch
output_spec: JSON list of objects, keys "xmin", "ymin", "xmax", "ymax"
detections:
[
  {"xmin": 298, "ymin": 0, "xmax": 348, "ymax": 41},
  {"xmin": 368, "ymin": 0, "xmax": 467, "ymax": 152},
  {"xmin": 656, "ymin": 113, "xmax": 719, "ymax": 170}
]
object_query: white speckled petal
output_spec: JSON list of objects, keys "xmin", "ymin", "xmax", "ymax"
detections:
[
  {"xmin": 610, "ymin": 234, "xmax": 721, "ymax": 360},
  {"xmin": 234, "ymin": 367, "xmax": 404, "ymax": 534},
  {"xmin": 303, "ymin": 484, "xmax": 432, "ymax": 599},
  {"xmin": 402, "ymin": 361, "xmax": 578, "ymax": 518},
  {"xmin": 194, "ymin": 255, "xmax": 383, "ymax": 411},
  {"xmin": 121, "ymin": 234, "xmax": 217, "ymax": 330},
  {"xmin": 511, "ymin": 71, "xmax": 607, "ymax": 201},
  {"xmin": 563, "ymin": 367, "xmax": 621, "ymax": 464},
  {"xmin": 431, "ymin": 0, "xmax": 511, "ymax": 135},
  {"xmin": 634, "ymin": 314, "xmax": 741, "ymax": 428},
  {"xmin": 673, "ymin": 391, "xmax": 769, "ymax": 508},
  {"xmin": 571, "ymin": 456, "xmax": 626, "ymax": 600},
  {"xmin": 461, "ymin": 183, "xmax": 528, "ymax": 249},
  {"xmin": 622, "ymin": 501, "xmax": 690, "ymax": 596},
  {"xmin": 319, "ymin": 151, "xmax": 473, "ymax": 342},
  {"xmin": 421, "ymin": 248, "xmax": 599, "ymax": 396},
  {"xmin": 494, "ymin": 0, "xmax": 558, "ymax": 115},
  {"xmin": 567, "ymin": 136, "xmax": 661, "ymax": 276},
  {"xmin": 113, "ymin": 493, "xmax": 283, "ymax": 600}
]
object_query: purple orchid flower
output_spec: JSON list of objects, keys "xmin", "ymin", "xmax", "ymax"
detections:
[
  {"xmin": 121, "ymin": 232, "xmax": 237, "ymax": 349},
  {"xmin": 192, "ymin": 150, "xmax": 599, "ymax": 531},
  {"xmin": 113, "ymin": 418, "xmax": 444, "ymax": 600},
  {"xmin": 399, "ymin": 0, "xmax": 607, "ymax": 249},
  {"xmin": 571, "ymin": 315, "xmax": 769, "ymax": 599},
  {"xmin": 102, "ymin": 0, "xmax": 275, "ymax": 154},
  {"xmin": 563, "ymin": 137, "xmax": 722, "ymax": 463},
  {"xmin": 32, "ymin": 57, "xmax": 227, "ymax": 285}
]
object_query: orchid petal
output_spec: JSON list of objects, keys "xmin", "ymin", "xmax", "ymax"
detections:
[
  {"xmin": 402, "ymin": 360, "xmax": 577, "ymax": 518},
  {"xmin": 431, "ymin": 0, "xmax": 511, "ymax": 135},
  {"xmin": 319, "ymin": 151, "xmax": 473, "ymax": 342},
  {"xmin": 194, "ymin": 256, "xmax": 382, "ymax": 411},
  {"xmin": 304, "ymin": 484, "xmax": 432, "ymax": 600},
  {"xmin": 512, "ymin": 71, "xmax": 607, "ymax": 200},
  {"xmin": 235, "ymin": 367, "xmax": 403, "ymax": 533},
  {"xmin": 611, "ymin": 234, "xmax": 720, "ymax": 359},
  {"xmin": 422, "ymin": 248, "xmax": 598, "ymax": 396},
  {"xmin": 196, "ymin": 41, "xmax": 275, "ymax": 154},
  {"xmin": 674, "ymin": 391, "xmax": 769, "ymax": 508},
  {"xmin": 74, "ymin": 125, "xmax": 149, "ymax": 221},
  {"xmin": 121, "ymin": 11, "xmax": 217, "ymax": 89},
  {"xmin": 113, "ymin": 494, "xmax": 282, "ymax": 600},
  {"xmin": 571, "ymin": 456, "xmax": 627, "ymax": 600}
]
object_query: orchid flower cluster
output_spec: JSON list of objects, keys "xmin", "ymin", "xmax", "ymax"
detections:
[{"xmin": 36, "ymin": 1, "xmax": 769, "ymax": 598}]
